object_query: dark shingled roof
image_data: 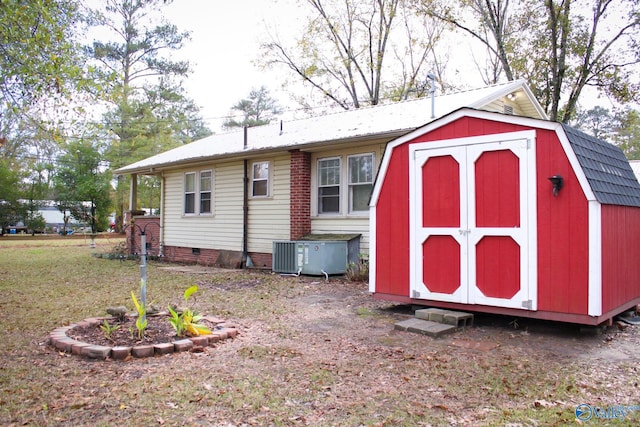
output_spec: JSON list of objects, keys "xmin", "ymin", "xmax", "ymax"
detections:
[{"xmin": 562, "ymin": 123, "xmax": 640, "ymax": 207}]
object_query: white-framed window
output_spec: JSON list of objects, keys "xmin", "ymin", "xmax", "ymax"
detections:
[
  {"xmin": 316, "ymin": 153, "xmax": 375, "ymax": 216},
  {"xmin": 184, "ymin": 170, "xmax": 213, "ymax": 215},
  {"xmin": 200, "ymin": 170, "xmax": 212, "ymax": 214},
  {"xmin": 251, "ymin": 161, "xmax": 270, "ymax": 197},
  {"xmin": 184, "ymin": 172, "xmax": 196, "ymax": 214},
  {"xmin": 348, "ymin": 153, "xmax": 374, "ymax": 213},
  {"xmin": 318, "ymin": 157, "xmax": 341, "ymax": 214}
]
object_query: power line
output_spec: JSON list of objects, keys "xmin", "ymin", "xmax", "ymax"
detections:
[{"xmin": 30, "ymin": 92, "xmax": 416, "ymax": 129}]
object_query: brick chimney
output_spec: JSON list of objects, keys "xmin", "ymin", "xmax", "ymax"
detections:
[{"xmin": 290, "ymin": 150, "xmax": 311, "ymax": 240}]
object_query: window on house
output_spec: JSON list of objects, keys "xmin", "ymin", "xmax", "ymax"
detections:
[
  {"xmin": 200, "ymin": 170, "xmax": 212, "ymax": 214},
  {"xmin": 184, "ymin": 172, "xmax": 196, "ymax": 214},
  {"xmin": 348, "ymin": 154, "xmax": 374, "ymax": 212},
  {"xmin": 252, "ymin": 161, "xmax": 269, "ymax": 197},
  {"xmin": 318, "ymin": 157, "xmax": 341, "ymax": 213},
  {"xmin": 184, "ymin": 170, "xmax": 213, "ymax": 215}
]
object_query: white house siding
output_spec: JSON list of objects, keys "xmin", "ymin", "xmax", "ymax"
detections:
[
  {"xmin": 247, "ymin": 155, "xmax": 291, "ymax": 253},
  {"xmin": 311, "ymin": 217, "xmax": 371, "ymax": 253},
  {"xmin": 310, "ymin": 141, "xmax": 387, "ymax": 254},
  {"xmin": 484, "ymin": 99, "xmax": 526, "ymax": 116},
  {"xmin": 163, "ymin": 161, "xmax": 244, "ymax": 250}
]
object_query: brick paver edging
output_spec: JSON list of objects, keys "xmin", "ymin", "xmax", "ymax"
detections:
[{"xmin": 49, "ymin": 314, "xmax": 238, "ymax": 360}]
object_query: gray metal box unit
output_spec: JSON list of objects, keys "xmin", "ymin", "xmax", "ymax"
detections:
[
  {"xmin": 296, "ymin": 241, "xmax": 348, "ymax": 275},
  {"xmin": 272, "ymin": 234, "xmax": 360, "ymax": 276}
]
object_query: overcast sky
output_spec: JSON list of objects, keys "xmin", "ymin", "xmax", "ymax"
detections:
[
  {"xmin": 164, "ymin": 0, "xmax": 304, "ymax": 132},
  {"xmin": 93, "ymin": 0, "xmax": 621, "ymax": 133}
]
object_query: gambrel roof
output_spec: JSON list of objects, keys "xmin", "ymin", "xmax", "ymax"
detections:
[
  {"xmin": 369, "ymin": 108, "xmax": 640, "ymax": 209},
  {"xmin": 116, "ymin": 80, "xmax": 546, "ymax": 175},
  {"xmin": 562, "ymin": 124, "xmax": 640, "ymax": 207}
]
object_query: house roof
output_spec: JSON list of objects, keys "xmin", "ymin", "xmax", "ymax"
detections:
[
  {"xmin": 561, "ymin": 124, "xmax": 640, "ymax": 207},
  {"xmin": 116, "ymin": 79, "xmax": 546, "ymax": 175}
]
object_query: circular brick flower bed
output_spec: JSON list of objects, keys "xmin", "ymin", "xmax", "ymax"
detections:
[{"xmin": 49, "ymin": 314, "xmax": 238, "ymax": 360}]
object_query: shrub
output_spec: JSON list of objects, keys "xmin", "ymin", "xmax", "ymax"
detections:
[{"xmin": 346, "ymin": 254, "xmax": 369, "ymax": 282}]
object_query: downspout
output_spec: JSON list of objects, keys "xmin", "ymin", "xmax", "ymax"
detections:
[
  {"xmin": 159, "ymin": 172, "xmax": 165, "ymax": 258},
  {"xmin": 242, "ymin": 126, "xmax": 249, "ymax": 268}
]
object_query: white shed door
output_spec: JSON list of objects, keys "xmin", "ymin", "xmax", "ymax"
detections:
[{"xmin": 409, "ymin": 134, "xmax": 537, "ymax": 310}]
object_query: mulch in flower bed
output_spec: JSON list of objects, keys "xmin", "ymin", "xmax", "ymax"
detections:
[
  {"xmin": 66, "ymin": 314, "xmax": 230, "ymax": 347},
  {"xmin": 67, "ymin": 314, "xmax": 217, "ymax": 348}
]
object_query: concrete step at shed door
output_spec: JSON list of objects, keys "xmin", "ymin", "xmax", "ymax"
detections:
[{"xmin": 394, "ymin": 308, "xmax": 474, "ymax": 338}]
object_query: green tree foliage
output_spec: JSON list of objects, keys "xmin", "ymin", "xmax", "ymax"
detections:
[
  {"xmin": 0, "ymin": 106, "xmax": 58, "ymax": 182},
  {"xmin": 573, "ymin": 105, "xmax": 616, "ymax": 139},
  {"xmin": 260, "ymin": 0, "xmax": 447, "ymax": 110},
  {"xmin": 573, "ymin": 106, "xmax": 640, "ymax": 160},
  {"xmin": 0, "ymin": 0, "xmax": 85, "ymax": 110},
  {"xmin": 614, "ymin": 108, "xmax": 640, "ymax": 160},
  {"xmin": 87, "ymin": 0, "xmax": 211, "ymax": 228},
  {"xmin": 0, "ymin": 158, "xmax": 25, "ymax": 233},
  {"xmin": 0, "ymin": 0, "xmax": 119, "ymax": 235},
  {"xmin": 25, "ymin": 212, "xmax": 46, "ymax": 235},
  {"xmin": 0, "ymin": 0, "xmax": 91, "ymax": 230},
  {"xmin": 87, "ymin": 0, "xmax": 209, "ymax": 166},
  {"xmin": 53, "ymin": 140, "xmax": 112, "ymax": 233},
  {"xmin": 223, "ymin": 87, "xmax": 282, "ymax": 129},
  {"xmin": 427, "ymin": 0, "xmax": 640, "ymax": 122},
  {"xmin": 0, "ymin": 106, "xmax": 58, "ymax": 233}
]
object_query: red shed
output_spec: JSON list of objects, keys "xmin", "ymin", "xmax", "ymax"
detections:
[{"xmin": 370, "ymin": 108, "xmax": 640, "ymax": 325}]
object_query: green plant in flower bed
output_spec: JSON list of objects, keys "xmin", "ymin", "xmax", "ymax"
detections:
[
  {"xmin": 99, "ymin": 319, "xmax": 121, "ymax": 341},
  {"xmin": 168, "ymin": 285, "xmax": 212, "ymax": 337},
  {"xmin": 131, "ymin": 287, "xmax": 147, "ymax": 339}
]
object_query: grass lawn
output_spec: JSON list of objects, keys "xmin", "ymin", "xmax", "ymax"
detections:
[{"xmin": 0, "ymin": 237, "xmax": 638, "ymax": 426}]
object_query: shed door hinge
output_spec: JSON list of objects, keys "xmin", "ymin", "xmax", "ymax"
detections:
[
  {"xmin": 412, "ymin": 290, "xmax": 421, "ymax": 298},
  {"xmin": 522, "ymin": 300, "xmax": 533, "ymax": 309}
]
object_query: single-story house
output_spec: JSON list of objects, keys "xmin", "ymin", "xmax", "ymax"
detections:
[
  {"xmin": 369, "ymin": 108, "xmax": 640, "ymax": 325},
  {"xmin": 115, "ymin": 80, "xmax": 546, "ymax": 268}
]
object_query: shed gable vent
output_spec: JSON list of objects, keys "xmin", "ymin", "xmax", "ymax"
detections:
[{"xmin": 504, "ymin": 105, "xmax": 514, "ymax": 115}]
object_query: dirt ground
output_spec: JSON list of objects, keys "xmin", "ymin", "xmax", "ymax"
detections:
[
  {"xmin": 180, "ymin": 265, "xmax": 640, "ymax": 363},
  {"xmin": 4, "ymin": 237, "xmax": 640, "ymax": 427},
  {"xmin": 7, "ymin": 260, "xmax": 639, "ymax": 426},
  {"xmin": 153, "ymin": 266, "xmax": 640, "ymax": 425}
]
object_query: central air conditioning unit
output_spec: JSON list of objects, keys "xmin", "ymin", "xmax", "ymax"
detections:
[
  {"xmin": 272, "ymin": 241, "xmax": 297, "ymax": 273},
  {"xmin": 272, "ymin": 235, "xmax": 360, "ymax": 276}
]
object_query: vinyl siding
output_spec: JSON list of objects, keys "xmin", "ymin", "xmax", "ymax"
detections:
[
  {"xmin": 484, "ymin": 99, "xmax": 526, "ymax": 116},
  {"xmin": 310, "ymin": 142, "xmax": 387, "ymax": 254},
  {"xmin": 311, "ymin": 217, "xmax": 370, "ymax": 252},
  {"xmin": 163, "ymin": 161, "xmax": 244, "ymax": 250},
  {"xmin": 162, "ymin": 143, "xmax": 383, "ymax": 255},
  {"xmin": 163, "ymin": 156, "xmax": 290, "ymax": 253},
  {"xmin": 247, "ymin": 155, "xmax": 291, "ymax": 253}
]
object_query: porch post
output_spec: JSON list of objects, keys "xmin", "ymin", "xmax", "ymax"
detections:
[
  {"xmin": 125, "ymin": 173, "xmax": 138, "ymax": 256},
  {"xmin": 129, "ymin": 173, "xmax": 138, "ymax": 213}
]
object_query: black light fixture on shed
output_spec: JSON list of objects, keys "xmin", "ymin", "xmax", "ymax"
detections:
[{"xmin": 548, "ymin": 175, "xmax": 564, "ymax": 197}]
